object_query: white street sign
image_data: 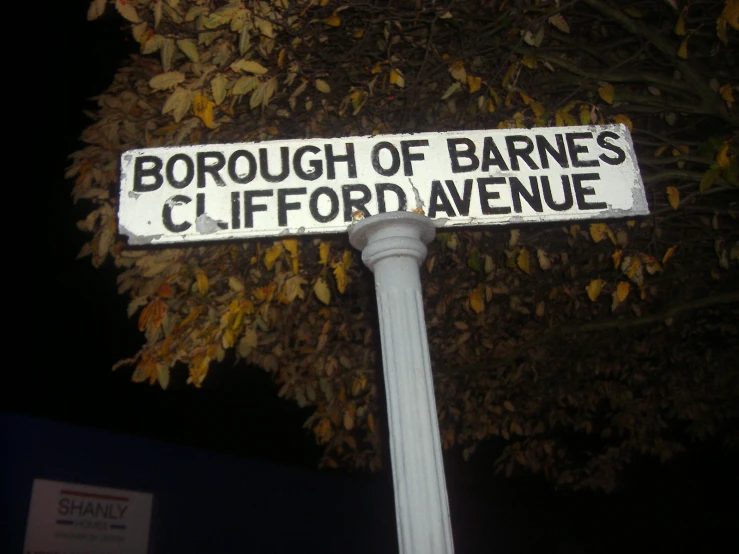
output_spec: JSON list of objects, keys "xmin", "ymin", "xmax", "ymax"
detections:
[
  {"xmin": 23, "ymin": 479, "xmax": 153, "ymax": 554},
  {"xmin": 119, "ymin": 124, "xmax": 647, "ymax": 245}
]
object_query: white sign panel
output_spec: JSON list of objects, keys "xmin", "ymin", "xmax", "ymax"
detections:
[
  {"xmin": 23, "ymin": 479, "xmax": 153, "ymax": 554},
  {"xmin": 119, "ymin": 124, "xmax": 647, "ymax": 245}
]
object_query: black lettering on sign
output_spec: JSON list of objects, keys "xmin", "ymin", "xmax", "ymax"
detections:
[
  {"xmin": 376, "ymin": 183, "xmax": 407, "ymax": 213},
  {"xmin": 231, "ymin": 192, "xmax": 240, "ymax": 229},
  {"xmin": 243, "ymin": 190, "xmax": 273, "ymax": 228},
  {"xmin": 477, "ymin": 177, "xmax": 511, "ymax": 215},
  {"xmin": 310, "ymin": 187, "xmax": 339, "ymax": 223},
  {"xmin": 196, "ymin": 152, "xmax": 226, "ymax": 187},
  {"xmin": 510, "ymin": 176, "xmax": 543, "ymax": 213},
  {"xmin": 293, "ymin": 145, "xmax": 323, "ymax": 181},
  {"xmin": 536, "ymin": 134, "xmax": 569, "ymax": 169},
  {"xmin": 481, "ymin": 137, "xmax": 508, "ymax": 171},
  {"xmin": 342, "ymin": 184, "xmax": 371, "ymax": 221},
  {"xmin": 259, "ymin": 147, "xmax": 289, "ymax": 182},
  {"xmin": 445, "ymin": 179, "xmax": 473, "ymax": 216},
  {"xmin": 566, "ymin": 132, "xmax": 599, "ymax": 168},
  {"xmin": 327, "ymin": 143, "xmax": 357, "ymax": 179},
  {"xmin": 278, "ymin": 188, "xmax": 307, "ymax": 226},
  {"xmin": 505, "ymin": 136, "xmax": 538, "ymax": 170},
  {"xmin": 228, "ymin": 150, "xmax": 257, "ymax": 184},
  {"xmin": 428, "ymin": 180, "xmax": 455, "ymax": 218},
  {"xmin": 133, "ymin": 156, "xmax": 163, "ymax": 192},
  {"xmin": 197, "ymin": 193, "xmax": 227, "ymax": 229},
  {"xmin": 400, "ymin": 140, "xmax": 429, "ymax": 176},
  {"xmin": 166, "ymin": 154, "xmax": 194, "ymax": 189},
  {"xmin": 447, "ymin": 138, "xmax": 479, "ymax": 172},
  {"xmin": 162, "ymin": 195, "xmax": 192, "ymax": 232},
  {"xmin": 541, "ymin": 175, "xmax": 574, "ymax": 211},
  {"xmin": 371, "ymin": 142, "xmax": 401, "ymax": 177},
  {"xmin": 573, "ymin": 173, "xmax": 607, "ymax": 210},
  {"xmin": 597, "ymin": 131, "xmax": 626, "ymax": 165}
]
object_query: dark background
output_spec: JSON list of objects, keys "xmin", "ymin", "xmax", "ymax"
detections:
[{"xmin": 6, "ymin": 2, "xmax": 737, "ymax": 552}]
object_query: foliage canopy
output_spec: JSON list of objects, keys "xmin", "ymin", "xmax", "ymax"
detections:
[{"xmin": 70, "ymin": 0, "xmax": 738, "ymax": 491}]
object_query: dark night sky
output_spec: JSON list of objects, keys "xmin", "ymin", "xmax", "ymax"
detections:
[{"xmin": 10, "ymin": 2, "xmax": 738, "ymax": 552}]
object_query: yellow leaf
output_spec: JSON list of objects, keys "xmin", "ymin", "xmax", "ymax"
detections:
[
  {"xmin": 504, "ymin": 400, "xmax": 515, "ymax": 412},
  {"xmin": 390, "ymin": 69, "xmax": 405, "ymax": 88},
  {"xmin": 325, "ymin": 14, "xmax": 341, "ymax": 27},
  {"xmin": 662, "ymin": 246, "xmax": 677, "ymax": 264},
  {"xmin": 230, "ymin": 59, "xmax": 269, "ymax": 74},
  {"xmin": 469, "ymin": 285, "xmax": 484, "ymax": 314},
  {"xmin": 719, "ymin": 84, "xmax": 735, "ymax": 105},
  {"xmin": 264, "ymin": 242, "xmax": 284, "ymax": 271},
  {"xmin": 612, "ymin": 249, "xmax": 624, "ymax": 269},
  {"xmin": 332, "ymin": 262, "xmax": 348, "ymax": 293},
  {"xmin": 616, "ymin": 281, "xmax": 630, "ymax": 302},
  {"xmin": 319, "ymin": 241, "xmax": 330, "ymax": 265},
  {"xmin": 196, "ymin": 272, "xmax": 209, "ymax": 294},
  {"xmin": 723, "ymin": 0, "xmax": 739, "ymax": 30},
  {"xmin": 315, "ymin": 79, "xmax": 331, "ymax": 93},
  {"xmin": 510, "ymin": 421, "xmax": 523, "ymax": 435},
  {"xmin": 716, "ymin": 142, "xmax": 731, "ymax": 169},
  {"xmin": 677, "ymin": 37, "xmax": 689, "ymax": 59},
  {"xmin": 548, "ymin": 13, "xmax": 570, "ymax": 33},
  {"xmin": 598, "ymin": 83, "xmax": 615, "ymax": 104},
  {"xmin": 342, "ymin": 250, "xmax": 353, "ymax": 270},
  {"xmin": 467, "ymin": 76, "xmax": 482, "ymax": 94},
  {"xmin": 449, "ymin": 61, "xmax": 467, "ymax": 82},
  {"xmin": 537, "ymin": 249, "xmax": 551, "ymax": 270},
  {"xmin": 590, "ymin": 223, "xmax": 610, "ymax": 243},
  {"xmin": 579, "ymin": 105, "xmax": 591, "ymax": 125},
  {"xmin": 666, "ymin": 186, "xmax": 680, "ymax": 209},
  {"xmin": 284, "ymin": 275, "xmax": 307, "ymax": 302},
  {"xmin": 149, "ymin": 71, "xmax": 186, "ymax": 91},
  {"xmin": 522, "ymin": 54, "xmax": 537, "ymax": 69},
  {"xmin": 612, "ymin": 114, "xmax": 633, "ymax": 131},
  {"xmin": 586, "ymin": 279, "xmax": 604, "ymax": 302},
  {"xmin": 517, "ymin": 248, "xmax": 531, "ymax": 274},
  {"xmin": 353, "ymin": 29, "xmax": 364, "ymax": 38},
  {"xmin": 314, "ymin": 277, "xmax": 331, "ymax": 304},
  {"xmin": 675, "ymin": 13, "xmax": 686, "ymax": 35},
  {"xmin": 115, "ymin": 0, "xmax": 140, "ymax": 23},
  {"xmin": 192, "ymin": 93, "xmax": 215, "ymax": 128},
  {"xmin": 282, "ymin": 239, "xmax": 299, "ymax": 258}
]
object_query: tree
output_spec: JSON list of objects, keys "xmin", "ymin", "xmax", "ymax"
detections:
[{"xmin": 69, "ymin": 0, "xmax": 738, "ymax": 492}]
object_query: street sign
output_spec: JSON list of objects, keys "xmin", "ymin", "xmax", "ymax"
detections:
[
  {"xmin": 119, "ymin": 124, "xmax": 647, "ymax": 245},
  {"xmin": 23, "ymin": 479, "xmax": 153, "ymax": 554}
]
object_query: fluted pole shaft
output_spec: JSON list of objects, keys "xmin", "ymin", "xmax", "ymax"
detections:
[{"xmin": 349, "ymin": 212, "xmax": 454, "ymax": 554}]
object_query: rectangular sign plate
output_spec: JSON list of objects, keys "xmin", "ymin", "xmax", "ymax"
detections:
[
  {"xmin": 23, "ymin": 479, "xmax": 153, "ymax": 554},
  {"xmin": 119, "ymin": 124, "xmax": 647, "ymax": 245}
]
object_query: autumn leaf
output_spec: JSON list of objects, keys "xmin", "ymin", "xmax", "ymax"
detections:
[
  {"xmin": 115, "ymin": 0, "xmax": 140, "ymax": 23},
  {"xmin": 390, "ymin": 69, "xmax": 405, "ymax": 88},
  {"xmin": 149, "ymin": 71, "xmax": 185, "ymax": 91},
  {"xmin": 537, "ymin": 249, "xmax": 551, "ymax": 270},
  {"xmin": 677, "ymin": 37, "xmax": 689, "ymax": 59},
  {"xmin": 723, "ymin": 0, "xmax": 739, "ymax": 30},
  {"xmin": 467, "ymin": 76, "xmax": 482, "ymax": 93},
  {"xmin": 612, "ymin": 114, "xmax": 633, "ymax": 131},
  {"xmin": 590, "ymin": 223, "xmax": 610, "ymax": 243},
  {"xmin": 196, "ymin": 272, "xmax": 209, "ymax": 295},
  {"xmin": 319, "ymin": 241, "xmax": 330, "ymax": 265},
  {"xmin": 230, "ymin": 59, "xmax": 268, "ymax": 74},
  {"xmin": 662, "ymin": 246, "xmax": 677, "ymax": 264},
  {"xmin": 315, "ymin": 79, "xmax": 331, "ymax": 93},
  {"xmin": 449, "ymin": 61, "xmax": 467, "ymax": 82},
  {"xmin": 548, "ymin": 14, "xmax": 570, "ymax": 33},
  {"xmin": 716, "ymin": 142, "xmax": 731, "ymax": 169},
  {"xmin": 264, "ymin": 242, "xmax": 284, "ymax": 271},
  {"xmin": 517, "ymin": 248, "xmax": 532, "ymax": 274},
  {"xmin": 325, "ymin": 14, "xmax": 341, "ymax": 27},
  {"xmin": 666, "ymin": 186, "xmax": 680, "ymax": 209},
  {"xmin": 586, "ymin": 279, "xmax": 604, "ymax": 302},
  {"xmin": 192, "ymin": 93, "xmax": 215, "ymax": 128},
  {"xmin": 598, "ymin": 83, "xmax": 615, "ymax": 104},
  {"xmin": 332, "ymin": 262, "xmax": 348, "ymax": 293},
  {"xmin": 469, "ymin": 285, "xmax": 484, "ymax": 314},
  {"xmin": 313, "ymin": 277, "xmax": 331, "ymax": 304},
  {"xmin": 616, "ymin": 281, "xmax": 630, "ymax": 302}
]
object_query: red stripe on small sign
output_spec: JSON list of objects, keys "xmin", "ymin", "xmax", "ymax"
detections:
[{"xmin": 59, "ymin": 489, "xmax": 129, "ymax": 502}]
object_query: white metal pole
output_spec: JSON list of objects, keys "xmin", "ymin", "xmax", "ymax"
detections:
[{"xmin": 349, "ymin": 211, "xmax": 454, "ymax": 554}]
